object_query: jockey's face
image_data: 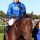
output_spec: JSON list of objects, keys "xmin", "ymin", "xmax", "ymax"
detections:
[{"xmin": 13, "ymin": 0, "xmax": 19, "ymax": 3}]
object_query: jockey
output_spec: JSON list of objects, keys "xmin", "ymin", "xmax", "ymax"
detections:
[
  {"xmin": 4, "ymin": 0, "xmax": 26, "ymax": 39},
  {"xmin": 7, "ymin": 0, "xmax": 26, "ymax": 26}
]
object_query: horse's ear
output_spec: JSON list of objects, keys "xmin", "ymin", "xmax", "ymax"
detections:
[
  {"xmin": 23, "ymin": 13, "xmax": 32, "ymax": 18},
  {"xmin": 29, "ymin": 14, "xmax": 32, "ymax": 16},
  {"xmin": 27, "ymin": 14, "xmax": 32, "ymax": 18},
  {"xmin": 25, "ymin": 14, "xmax": 28, "ymax": 18},
  {"xmin": 25, "ymin": 14, "xmax": 30, "ymax": 18}
]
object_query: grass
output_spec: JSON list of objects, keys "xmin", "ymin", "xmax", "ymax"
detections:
[
  {"xmin": 0, "ymin": 33, "xmax": 4, "ymax": 40},
  {"xmin": 0, "ymin": 20, "xmax": 5, "ymax": 33},
  {"xmin": 0, "ymin": 26, "xmax": 4, "ymax": 31},
  {"xmin": 32, "ymin": 38, "xmax": 34, "ymax": 40}
]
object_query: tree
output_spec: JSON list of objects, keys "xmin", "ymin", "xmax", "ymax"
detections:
[{"xmin": 0, "ymin": 11, "xmax": 8, "ymax": 18}]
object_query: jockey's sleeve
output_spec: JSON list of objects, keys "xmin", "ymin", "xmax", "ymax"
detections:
[
  {"xmin": 21, "ymin": 4, "xmax": 26, "ymax": 16},
  {"xmin": 7, "ymin": 4, "xmax": 12, "ymax": 18}
]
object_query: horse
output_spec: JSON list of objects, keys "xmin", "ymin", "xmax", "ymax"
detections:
[{"xmin": 4, "ymin": 14, "xmax": 33, "ymax": 40}]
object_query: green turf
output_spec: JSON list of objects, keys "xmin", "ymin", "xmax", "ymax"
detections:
[
  {"xmin": 0, "ymin": 20, "xmax": 5, "ymax": 32},
  {"xmin": 0, "ymin": 33, "xmax": 4, "ymax": 40},
  {"xmin": 32, "ymin": 38, "xmax": 34, "ymax": 40},
  {"xmin": 0, "ymin": 26, "xmax": 4, "ymax": 30}
]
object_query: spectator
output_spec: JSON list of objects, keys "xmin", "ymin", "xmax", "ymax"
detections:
[{"xmin": 32, "ymin": 20, "xmax": 40, "ymax": 40}]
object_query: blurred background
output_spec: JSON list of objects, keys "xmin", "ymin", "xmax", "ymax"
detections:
[{"xmin": 0, "ymin": 0, "xmax": 40, "ymax": 40}]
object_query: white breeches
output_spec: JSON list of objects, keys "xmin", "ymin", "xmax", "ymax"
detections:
[{"xmin": 8, "ymin": 18, "xmax": 17, "ymax": 26}]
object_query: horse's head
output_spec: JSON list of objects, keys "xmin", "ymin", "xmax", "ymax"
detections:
[{"xmin": 21, "ymin": 18, "xmax": 32, "ymax": 34}]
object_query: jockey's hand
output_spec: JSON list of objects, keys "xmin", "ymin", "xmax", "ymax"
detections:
[{"xmin": 12, "ymin": 14, "xmax": 18, "ymax": 19}]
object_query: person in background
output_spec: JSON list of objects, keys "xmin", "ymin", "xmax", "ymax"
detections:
[{"xmin": 32, "ymin": 20, "xmax": 40, "ymax": 40}]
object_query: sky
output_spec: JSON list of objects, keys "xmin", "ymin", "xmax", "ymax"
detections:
[{"xmin": 0, "ymin": 0, "xmax": 40, "ymax": 15}]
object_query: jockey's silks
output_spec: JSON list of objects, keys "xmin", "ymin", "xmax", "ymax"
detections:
[{"xmin": 7, "ymin": 2, "xmax": 26, "ymax": 18}]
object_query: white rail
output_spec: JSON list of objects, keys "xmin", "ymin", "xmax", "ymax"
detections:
[{"xmin": 0, "ymin": 25, "xmax": 7, "ymax": 26}]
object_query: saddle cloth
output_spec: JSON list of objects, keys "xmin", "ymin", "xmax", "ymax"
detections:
[{"xmin": 8, "ymin": 18, "xmax": 17, "ymax": 26}]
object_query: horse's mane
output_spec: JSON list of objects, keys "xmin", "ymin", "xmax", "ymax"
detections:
[{"xmin": 23, "ymin": 14, "xmax": 32, "ymax": 18}]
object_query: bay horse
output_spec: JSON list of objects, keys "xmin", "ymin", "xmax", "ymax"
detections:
[{"xmin": 4, "ymin": 14, "xmax": 32, "ymax": 40}]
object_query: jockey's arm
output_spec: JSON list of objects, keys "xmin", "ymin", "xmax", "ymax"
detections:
[
  {"xmin": 7, "ymin": 4, "xmax": 16, "ymax": 19},
  {"xmin": 7, "ymin": 4, "xmax": 12, "ymax": 18},
  {"xmin": 21, "ymin": 4, "xmax": 26, "ymax": 17}
]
